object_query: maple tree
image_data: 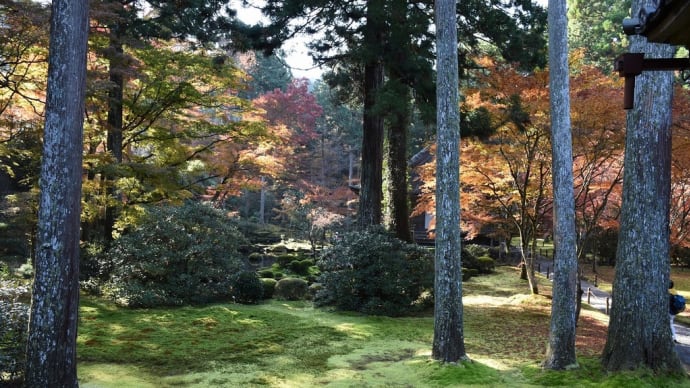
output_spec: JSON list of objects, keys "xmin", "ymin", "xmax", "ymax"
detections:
[
  {"xmin": 670, "ymin": 88, "xmax": 690, "ymax": 261},
  {"xmin": 248, "ymin": 78, "xmax": 327, "ymax": 223},
  {"xmin": 80, "ymin": 40, "xmax": 261, "ymax": 238},
  {"xmin": 461, "ymin": 60, "xmax": 553, "ymax": 295},
  {"xmin": 413, "ymin": 57, "xmax": 634, "ymax": 295},
  {"xmin": 570, "ymin": 61, "xmax": 626, "ymax": 267},
  {"xmin": 0, "ymin": 0, "xmax": 49, "ymax": 187}
]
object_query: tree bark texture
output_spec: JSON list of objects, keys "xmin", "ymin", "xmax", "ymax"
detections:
[
  {"xmin": 386, "ymin": 85, "xmax": 412, "ymax": 242},
  {"xmin": 543, "ymin": 0, "xmax": 578, "ymax": 370},
  {"xmin": 432, "ymin": 0, "xmax": 467, "ymax": 363},
  {"xmin": 383, "ymin": 0, "xmax": 412, "ymax": 242},
  {"xmin": 358, "ymin": 0, "xmax": 385, "ymax": 228},
  {"xmin": 25, "ymin": 0, "xmax": 89, "ymax": 386},
  {"xmin": 601, "ymin": 32, "xmax": 682, "ymax": 372}
]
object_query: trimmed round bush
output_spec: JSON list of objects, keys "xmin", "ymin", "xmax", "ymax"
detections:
[
  {"xmin": 477, "ymin": 256, "xmax": 495, "ymax": 274},
  {"xmin": 258, "ymin": 269, "xmax": 274, "ymax": 279},
  {"xmin": 261, "ymin": 278, "xmax": 277, "ymax": 299},
  {"xmin": 102, "ymin": 201, "xmax": 246, "ymax": 307},
  {"xmin": 308, "ymin": 282, "xmax": 323, "ymax": 300},
  {"xmin": 231, "ymin": 271, "xmax": 264, "ymax": 304},
  {"xmin": 274, "ymin": 277, "xmax": 309, "ymax": 300},
  {"xmin": 463, "ymin": 267, "xmax": 479, "ymax": 281},
  {"xmin": 314, "ymin": 226, "xmax": 434, "ymax": 316},
  {"xmin": 288, "ymin": 259, "xmax": 313, "ymax": 275},
  {"xmin": 465, "ymin": 244, "xmax": 488, "ymax": 258},
  {"xmin": 247, "ymin": 252, "xmax": 263, "ymax": 266},
  {"xmin": 276, "ymin": 254, "xmax": 294, "ymax": 267}
]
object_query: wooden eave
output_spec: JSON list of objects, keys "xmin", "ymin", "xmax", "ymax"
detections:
[{"xmin": 627, "ymin": 0, "xmax": 690, "ymax": 47}]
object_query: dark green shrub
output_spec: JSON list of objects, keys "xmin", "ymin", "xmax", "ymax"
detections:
[
  {"xmin": 276, "ymin": 254, "xmax": 294, "ymax": 267},
  {"xmin": 273, "ymin": 271, "xmax": 284, "ymax": 280},
  {"xmin": 234, "ymin": 219, "xmax": 283, "ymax": 244},
  {"xmin": 102, "ymin": 202, "xmax": 246, "ymax": 307},
  {"xmin": 274, "ymin": 277, "xmax": 309, "ymax": 300},
  {"xmin": 261, "ymin": 278, "xmax": 277, "ymax": 299},
  {"xmin": 477, "ymin": 256, "xmax": 495, "ymax": 274},
  {"xmin": 465, "ymin": 244, "xmax": 488, "ymax": 258},
  {"xmin": 80, "ymin": 241, "xmax": 108, "ymax": 283},
  {"xmin": 288, "ymin": 259, "xmax": 313, "ymax": 275},
  {"xmin": 308, "ymin": 282, "xmax": 322, "ymax": 300},
  {"xmin": 315, "ymin": 226, "xmax": 434, "ymax": 316},
  {"xmin": 247, "ymin": 252, "xmax": 263, "ymax": 266},
  {"xmin": 16, "ymin": 262, "xmax": 32, "ymax": 279},
  {"xmin": 231, "ymin": 271, "xmax": 264, "ymax": 304},
  {"xmin": 463, "ymin": 268, "xmax": 479, "ymax": 281},
  {"xmin": 0, "ymin": 262, "xmax": 10, "ymax": 280},
  {"xmin": 0, "ymin": 280, "xmax": 30, "ymax": 384},
  {"xmin": 258, "ymin": 269, "xmax": 274, "ymax": 278}
]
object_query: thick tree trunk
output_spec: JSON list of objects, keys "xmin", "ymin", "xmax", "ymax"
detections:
[
  {"xmin": 24, "ymin": 0, "xmax": 89, "ymax": 386},
  {"xmin": 358, "ymin": 0, "xmax": 385, "ymax": 227},
  {"xmin": 544, "ymin": 0, "xmax": 578, "ymax": 369},
  {"xmin": 601, "ymin": 35, "xmax": 682, "ymax": 372},
  {"xmin": 432, "ymin": 0, "xmax": 467, "ymax": 363}
]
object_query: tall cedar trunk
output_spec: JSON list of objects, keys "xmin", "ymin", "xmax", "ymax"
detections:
[
  {"xmin": 543, "ymin": 0, "xmax": 578, "ymax": 369},
  {"xmin": 358, "ymin": 0, "xmax": 385, "ymax": 227},
  {"xmin": 432, "ymin": 0, "xmax": 467, "ymax": 363},
  {"xmin": 384, "ymin": 0, "xmax": 412, "ymax": 242},
  {"xmin": 24, "ymin": 0, "xmax": 88, "ymax": 385},
  {"xmin": 386, "ymin": 87, "xmax": 412, "ymax": 242},
  {"xmin": 601, "ymin": 32, "xmax": 682, "ymax": 372},
  {"xmin": 104, "ymin": 30, "xmax": 124, "ymax": 242}
]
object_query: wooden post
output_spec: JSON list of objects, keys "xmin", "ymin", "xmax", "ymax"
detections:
[{"xmin": 587, "ymin": 287, "xmax": 591, "ymax": 304}]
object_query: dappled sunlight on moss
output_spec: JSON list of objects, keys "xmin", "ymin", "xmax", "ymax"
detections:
[
  {"xmin": 75, "ymin": 268, "xmax": 689, "ymax": 387},
  {"xmin": 333, "ymin": 322, "xmax": 374, "ymax": 339}
]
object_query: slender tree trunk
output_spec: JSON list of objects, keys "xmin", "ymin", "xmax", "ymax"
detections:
[
  {"xmin": 259, "ymin": 176, "xmax": 266, "ymax": 224},
  {"xmin": 25, "ymin": 0, "xmax": 89, "ymax": 385},
  {"xmin": 104, "ymin": 30, "xmax": 124, "ymax": 242},
  {"xmin": 544, "ymin": 0, "xmax": 578, "ymax": 369},
  {"xmin": 348, "ymin": 150, "xmax": 354, "ymax": 185},
  {"xmin": 601, "ymin": 33, "xmax": 682, "ymax": 372},
  {"xmin": 432, "ymin": 0, "xmax": 467, "ymax": 363},
  {"xmin": 358, "ymin": 0, "xmax": 385, "ymax": 227}
]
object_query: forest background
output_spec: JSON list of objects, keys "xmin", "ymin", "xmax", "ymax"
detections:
[
  {"xmin": 2, "ymin": 0, "xmax": 690, "ymax": 383},
  {"xmin": 2, "ymin": 0, "xmax": 690, "ymax": 269}
]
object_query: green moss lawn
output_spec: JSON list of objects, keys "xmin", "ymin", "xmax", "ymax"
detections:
[{"xmin": 77, "ymin": 266, "xmax": 689, "ymax": 387}]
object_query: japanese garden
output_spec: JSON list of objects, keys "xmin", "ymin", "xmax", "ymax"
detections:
[{"xmin": 2, "ymin": 0, "xmax": 690, "ymax": 386}]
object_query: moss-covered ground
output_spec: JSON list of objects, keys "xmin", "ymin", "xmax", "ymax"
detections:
[{"xmin": 77, "ymin": 266, "xmax": 689, "ymax": 387}]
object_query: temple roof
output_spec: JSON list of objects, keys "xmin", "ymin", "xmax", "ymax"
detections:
[{"xmin": 623, "ymin": 0, "xmax": 690, "ymax": 47}]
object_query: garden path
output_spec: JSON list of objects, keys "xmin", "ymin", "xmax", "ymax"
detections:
[{"xmin": 535, "ymin": 259, "xmax": 690, "ymax": 371}]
